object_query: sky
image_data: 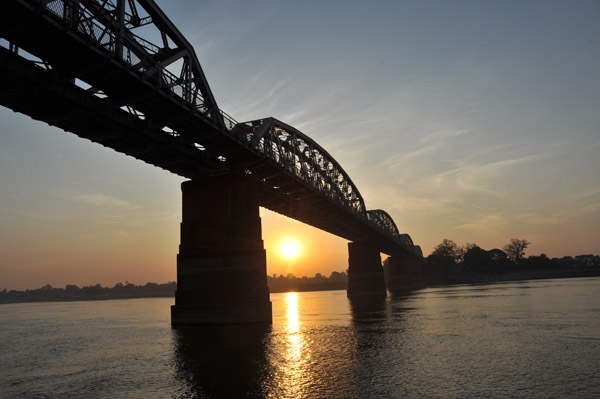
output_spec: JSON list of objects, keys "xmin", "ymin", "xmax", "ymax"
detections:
[{"xmin": 1, "ymin": 0, "xmax": 599, "ymax": 290}]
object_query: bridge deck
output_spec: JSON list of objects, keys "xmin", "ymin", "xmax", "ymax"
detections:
[{"xmin": 0, "ymin": 0, "xmax": 420, "ymax": 258}]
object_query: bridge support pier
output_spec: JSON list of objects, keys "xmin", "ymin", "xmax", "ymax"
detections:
[
  {"xmin": 347, "ymin": 241, "xmax": 387, "ymax": 298},
  {"xmin": 171, "ymin": 173, "xmax": 272, "ymax": 325},
  {"xmin": 384, "ymin": 254, "xmax": 422, "ymax": 292}
]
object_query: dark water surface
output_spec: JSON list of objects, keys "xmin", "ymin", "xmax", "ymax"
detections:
[{"xmin": 1, "ymin": 277, "xmax": 599, "ymax": 398}]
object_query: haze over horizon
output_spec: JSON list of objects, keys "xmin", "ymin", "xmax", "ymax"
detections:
[{"xmin": 1, "ymin": 0, "xmax": 599, "ymax": 290}]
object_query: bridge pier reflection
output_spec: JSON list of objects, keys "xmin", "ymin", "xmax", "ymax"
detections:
[
  {"xmin": 171, "ymin": 173, "xmax": 272, "ymax": 325},
  {"xmin": 172, "ymin": 324, "xmax": 271, "ymax": 397},
  {"xmin": 347, "ymin": 241, "xmax": 387, "ymax": 298}
]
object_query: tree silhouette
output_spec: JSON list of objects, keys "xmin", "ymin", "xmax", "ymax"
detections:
[
  {"xmin": 463, "ymin": 246, "xmax": 494, "ymax": 271},
  {"xmin": 431, "ymin": 239, "xmax": 460, "ymax": 261},
  {"xmin": 504, "ymin": 238, "xmax": 530, "ymax": 262},
  {"xmin": 457, "ymin": 242, "xmax": 478, "ymax": 263}
]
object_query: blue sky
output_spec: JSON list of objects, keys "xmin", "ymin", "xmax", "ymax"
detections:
[{"xmin": 1, "ymin": 0, "xmax": 599, "ymax": 289}]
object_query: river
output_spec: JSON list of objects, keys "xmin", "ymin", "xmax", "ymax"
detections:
[{"xmin": 1, "ymin": 277, "xmax": 599, "ymax": 398}]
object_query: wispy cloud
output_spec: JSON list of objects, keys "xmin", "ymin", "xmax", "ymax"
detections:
[
  {"xmin": 455, "ymin": 213, "xmax": 509, "ymax": 232},
  {"xmin": 570, "ymin": 186, "xmax": 600, "ymax": 201},
  {"xmin": 70, "ymin": 192, "xmax": 137, "ymax": 209}
]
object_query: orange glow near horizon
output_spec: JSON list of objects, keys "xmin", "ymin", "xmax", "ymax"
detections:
[{"xmin": 261, "ymin": 208, "xmax": 349, "ymax": 278}]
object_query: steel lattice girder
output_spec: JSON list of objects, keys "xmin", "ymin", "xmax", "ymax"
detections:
[{"xmin": 231, "ymin": 118, "xmax": 366, "ymax": 216}]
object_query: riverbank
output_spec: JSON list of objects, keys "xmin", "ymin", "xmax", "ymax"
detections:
[
  {"xmin": 3, "ymin": 267, "xmax": 599, "ymax": 304},
  {"xmin": 423, "ymin": 268, "xmax": 600, "ymax": 287},
  {"xmin": 0, "ymin": 278, "xmax": 350, "ymax": 304}
]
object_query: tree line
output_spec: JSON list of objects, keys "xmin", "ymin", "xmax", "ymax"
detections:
[
  {"xmin": 0, "ymin": 273, "xmax": 351, "ymax": 303},
  {"xmin": 267, "ymin": 271, "xmax": 347, "ymax": 293},
  {"xmin": 421, "ymin": 238, "xmax": 600, "ymax": 285},
  {"xmin": 0, "ymin": 281, "xmax": 177, "ymax": 304}
]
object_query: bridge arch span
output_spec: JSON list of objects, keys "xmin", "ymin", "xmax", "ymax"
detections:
[
  {"xmin": 231, "ymin": 118, "xmax": 367, "ymax": 217},
  {"xmin": 367, "ymin": 209, "xmax": 416, "ymax": 251}
]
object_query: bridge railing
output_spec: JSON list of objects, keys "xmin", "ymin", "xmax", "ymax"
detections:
[{"xmin": 220, "ymin": 110, "xmax": 238, "ymax": 132}]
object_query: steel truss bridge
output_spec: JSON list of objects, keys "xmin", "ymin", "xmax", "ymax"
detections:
[{"xmin": 0, "ymin": 0, "xmax": 422, "ymax": 258}]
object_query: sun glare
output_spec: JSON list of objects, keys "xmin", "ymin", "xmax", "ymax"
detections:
[{"xmin": 278, "ymin": 237, "xmax": 303, "ymax": 261}]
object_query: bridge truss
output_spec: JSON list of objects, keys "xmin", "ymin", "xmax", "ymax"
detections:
[{"xmin": 0, "ymin": 0, "xmax": 421, "ymax": 257}]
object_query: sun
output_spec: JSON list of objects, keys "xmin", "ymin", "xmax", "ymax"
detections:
[{"xmin": 278, "ymin": 237, "xmax": 303, "ymax": 261}]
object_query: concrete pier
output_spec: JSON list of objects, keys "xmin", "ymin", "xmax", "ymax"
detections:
[
  {"xmin": 384, "ymin": 254, "xmax": 422, "ymax": 292},
  {"xmin": 171, "ymin": 173, "xmax": 272, "ymax": 325},
  {"xmin": 347, "ymin": 241, "xmax": 387, "ymax": 298}
]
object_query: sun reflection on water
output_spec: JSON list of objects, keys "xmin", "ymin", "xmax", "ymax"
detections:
[
  {"xmin": 286, "ymin": 292, "xmax": 302, "ymax": 362},
  {"xmin": 286, "ymin": 292, "xmax": 300, "ymax": 331},
  {"xmin": 275, "ymin": 292, "xmax": 313, "ymax": 397}
]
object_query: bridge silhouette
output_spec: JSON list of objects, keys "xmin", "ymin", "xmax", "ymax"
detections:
[{"xmin": 1, "ymin": 0, "xmax": 423, "ymax": 324}]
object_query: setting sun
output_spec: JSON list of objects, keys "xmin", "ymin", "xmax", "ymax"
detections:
[{"xmin": 278, "ymin": 237, "xmax": 303, "ymax": 261}]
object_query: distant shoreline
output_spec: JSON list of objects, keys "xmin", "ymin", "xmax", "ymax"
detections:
[
  {"xmin": 0, "ymin": 288, "xmax": 352, "ymax": 305},
  {"xmin": 2, "ymin": 270, "xmax": 598, "ymax": 305},
  {"xmin": 423, "ymin": 268, "xmax": 600, "ymax": 287},
  {"xmin": 0, "ymin": 276, "xmax": 350, "ymax": 305},
  {"xmin": 0, "ymin": 292, "xmax": 175, "ymax": 305}
]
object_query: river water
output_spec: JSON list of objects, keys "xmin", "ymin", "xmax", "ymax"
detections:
[{"xmin": 1, "ymin": 277, "xmax": 599, "ymax": 398}]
